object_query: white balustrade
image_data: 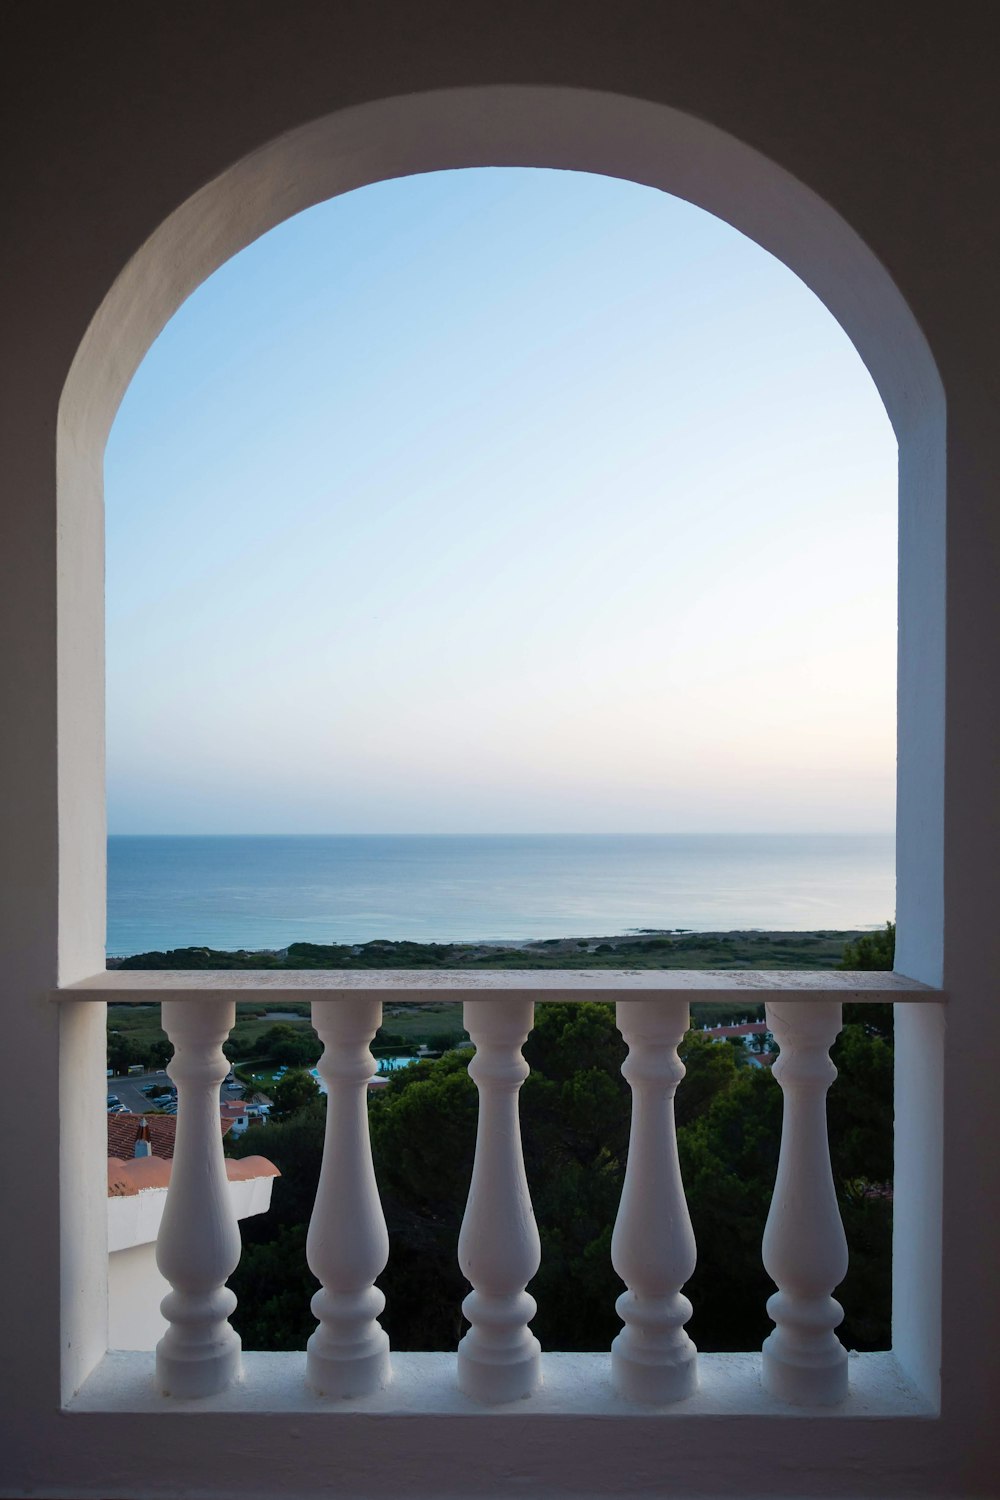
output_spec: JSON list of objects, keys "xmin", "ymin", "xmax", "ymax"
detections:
[
  {"xmin": 155, "ymin": 999, "xmax": 242, "ymax": 1397},
  {"xmin": 306, "ymin": 997, "xmax": 390, "ymax": 1397},
  {"xmin": 762, "ymin": 999, "xmax": 848, "ymax": 1405},
  {"xmin": 458, "ymin": 998, "xmax": 541, "ymax": 1402},
  {"xmin": 611, "ymin": 998, "xmax": 698, "ymax": 1402}
]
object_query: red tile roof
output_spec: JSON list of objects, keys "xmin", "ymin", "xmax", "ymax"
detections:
[
  {"xmin": 107, "ymin": 1111, "xmax": 231, "ymax": 1161},
  {"xmin": 108, "ymin": 1157, "xmax": 173, "ymax": 1195},
  {"xmin": 108, "ymin": 1154, "xmax": 280, "ymax": 1198}
]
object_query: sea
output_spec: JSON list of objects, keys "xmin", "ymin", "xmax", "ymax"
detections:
[{"xmin": 106, "ymin": 833, "xmax": 895, "ymax": 958}]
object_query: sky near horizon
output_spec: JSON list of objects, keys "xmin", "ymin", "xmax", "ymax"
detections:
[{"xmin": 105, "ymin": 168, "xmax": 897, "ymax": 836}]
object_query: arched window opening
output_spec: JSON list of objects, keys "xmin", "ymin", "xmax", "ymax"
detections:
[
  {"xmin": 103, "ymin": 167, "xmax": 899, "ymax": 1362},
  {"xmin": 106, "ymin": 168, "xmax": 897, "ymax": 949}
]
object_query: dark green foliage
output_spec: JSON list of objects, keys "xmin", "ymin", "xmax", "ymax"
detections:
[
  {"xmin": 835, "ymin": 1185, "xmax": 893, "ymax": 1351},
  {"xmin": 269, "ymin": 1068, "xmax": 321, "ymax": 1121},
  {"xmin": 372, "ymin": 1053, "xmax": 478, "ymax": 1211},
  {"xmin": 258, "ymin": 1023, "xmax": 321, "ymax": 1067},
  {"xmin": 228, "ymin": 1100, "xmax": 326, "ymax": 1350},
  {"xmin": 426, "ymin": 1029, "xmax": 467, "ymax": 1053},
  {"xmin": 840, "ymin": 921, "xmax": 895, "ymax": 970},
  {"xmin": 830, "ymin": 1010, "xmax": 894, "ymax": 1184},
  {"xmin": 107, "ymin": 1028, "xmax": 172, "ymax": 1074},
  {"xmin": 147, "ymin": 1038, "xmax": 173, "ymax": 1069},
  {"xmin": 116, "ymin": 929, "xmax": 863, "ymax": 972},
  {"xmin": 221, "ymin": 997, "xmax": 893, "ymax": 1357},
  {"xmin": 676, "ymin": 1032, "xmax": 742, "ymax": 1126},
  {"xmin": 679, "ymin": 1066, "xmax": 782, "ymax": 1351},
  {"xmin": 368, "ymin": 1052, "xmax": 478, "ymax": 1349},
  {"xmin": 229, "ymin": 1224, "xmax": 319, "ymax": 1351},
  {"xmin": 519, "ymin": 1006, "xmax": 629, "ymax": 1351}
]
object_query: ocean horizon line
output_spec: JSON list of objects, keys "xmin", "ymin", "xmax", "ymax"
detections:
[{"xmin": 108, "ymin": 830, "xmax": 895, "ymax": 839}]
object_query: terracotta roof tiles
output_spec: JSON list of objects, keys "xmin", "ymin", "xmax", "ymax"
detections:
[
  {"xmin": 107, "ymin": 1111, "xmax": 231, "ymax": 1161},
  {"xmin": 108, "ymin": 1153, "xmax": 279, "ymax": 1197}
]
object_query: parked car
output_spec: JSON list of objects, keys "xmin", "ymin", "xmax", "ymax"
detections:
[{"xmin": 106, "ymin": 1095, "xmax": 120, "ymax": 1110}]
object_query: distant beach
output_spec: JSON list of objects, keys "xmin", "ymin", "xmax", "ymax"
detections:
[{"xmin": 107, "ymin": 833, "xmax": 894, "ymax": 957}]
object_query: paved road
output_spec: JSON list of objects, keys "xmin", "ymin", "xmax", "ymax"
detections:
[{"xmin": 107, "ymin": 1070, "xmax": 246, "ymax": 1114}]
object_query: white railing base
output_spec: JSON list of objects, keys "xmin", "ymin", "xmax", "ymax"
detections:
[
  {"xmin": 155, "ymin": 1322, "xmax": 241, "ymax": 1400},
  {"xmin": 306, "ymin": 1337, "xmax": 390, "ymax": 1399},
  {"xmin": 72, "ymin": 1348, "xmax": 932, "ymax": 1418},
  {"xmin": 611, "ymin": 1304, "xmax": 698, "ymax": 1404},
  {"xmin": 762, "ymin": 1325, "xmax": 849, "ymax": 1406},
  {"xmin": 457, "ymin": 1298, "xmax": 541, "ymax": 1404}
]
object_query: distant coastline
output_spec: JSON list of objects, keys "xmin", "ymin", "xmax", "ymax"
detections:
[{"xmin": 108, "ymin": 928, "xmax": 864, "ymax": 971}]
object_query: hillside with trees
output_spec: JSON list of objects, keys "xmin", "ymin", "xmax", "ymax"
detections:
[{"xmin": 227, "ymin": 994, "xmax": 893, "ymax": 1355}]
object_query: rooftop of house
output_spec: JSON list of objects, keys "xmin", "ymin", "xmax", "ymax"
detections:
[
  {"xmin": 108, "ymin": 1110, "xmax": 230, "ymax": 1161},
  {"xmin": 108, "ymin": 1154, "xmax": 279, "ymax": 1198}
]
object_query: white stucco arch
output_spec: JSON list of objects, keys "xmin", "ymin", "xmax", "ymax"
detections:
[
  {"xmin": 31, "ymin": 74, "xmax": 969, "ymax": 1494},
  {"xmin": 64, "ymin": 87, "xmax": 942, "ymax": 442}
]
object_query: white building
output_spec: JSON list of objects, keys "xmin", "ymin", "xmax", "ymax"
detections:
[{"xmin": 107, "ymin": 1153, "xmax": 279, "ymax": 1351}]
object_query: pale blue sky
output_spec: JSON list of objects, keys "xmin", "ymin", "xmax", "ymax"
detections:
[{"xmin": 105, "ymin": 168, "xmax": 897, "ymax": 834}]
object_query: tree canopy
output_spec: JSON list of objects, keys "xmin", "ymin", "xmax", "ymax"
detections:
[
  {"xmin": 841, "ymin": 921, "xmax": 895, "ymax": 970},
  {"xmin": 227, "ymin": 1000, "xmax": 892, "ymax": 1357},
  {"xmin": 269, "ymin": 1068, "xmax": 321, "ymax": 1122}
]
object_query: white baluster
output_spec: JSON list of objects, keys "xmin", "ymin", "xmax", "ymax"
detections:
[
  {"xmin": 306, "ymin": 997, "xmax": 390, "ymax": 1397},
  {"xmin": 611, "ymin": 998, "xmax": 698, "ymax": 1402},
  {"xmin": 762, "ymin": 999, "xmax": 848, "ymax": 1405},
  {"xmin": 458, "ymin": 998, "xmax": 540, "ymax": 1402},
  {"xmin": 155, "ymin": 999, "xmax": 241, "ymax": 1397}
]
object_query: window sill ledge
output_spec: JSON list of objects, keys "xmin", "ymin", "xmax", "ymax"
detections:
[{"xmin": 70, "ymin": 1349, "xmax": 934, "ymax": 1419}]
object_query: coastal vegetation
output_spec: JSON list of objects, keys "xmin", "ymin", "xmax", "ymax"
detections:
[
  {"xmin": 114, "ymin": 928, "xmax": 859, "ymax": 971},
  {"xmin": 226, "ymin": 997, "xmax": 893, "ymax": 1355},
  {"xmin": 840, "ymin": 920, "xmax": 895, "ymax": 970}
]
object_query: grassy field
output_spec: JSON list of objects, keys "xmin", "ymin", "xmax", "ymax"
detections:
[
  {"xmin": 107, "ymin": 928, "xmax": 860, "ymax": 1064},
  {"xmin": 108, "ymin": 1000, "xmax": 467, "ymax": 1064}
]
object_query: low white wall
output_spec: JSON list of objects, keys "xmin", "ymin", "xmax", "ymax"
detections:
[
  {"xmin": 108, "ymin": 1242, "xmax": 170, "ymax": 1351},
  {"xmin": 108, "ymin": 1174, "xmax": 276, "ymax": 1352}
]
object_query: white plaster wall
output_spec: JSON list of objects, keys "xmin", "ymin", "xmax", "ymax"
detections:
[
  {"xmin": 108, "ymin": 1176, "xmax": 276, "ymax": 1256},
  {"xmin": 108, "ymin": 1243, "xmax": 170, "ymax": 1352},
  {"xmin": 108, "ymin": 1176, "xmax": 275, "ymax": 1349},
  {"xmin": 1, "ymin": 5, "xmax": 999, "ymax": 1496},
  {"xmin": 108, "ymin": 1190, "xmax": 170, "ymax": 1257}
]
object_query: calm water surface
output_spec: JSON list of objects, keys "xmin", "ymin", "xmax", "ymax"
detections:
[{"xmin": 107, "ymin": 834, "xmax": 895, "ymax": 956}]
